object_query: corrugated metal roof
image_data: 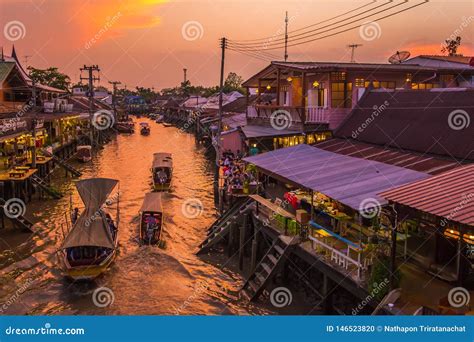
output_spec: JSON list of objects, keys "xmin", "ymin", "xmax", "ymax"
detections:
[
  {"xmin": 380, "ymin": 165, "xmax": 474, "ymax": 226},
  {"xmin": 241, "ymin": 125, "xmax": 302, "ymax": 138},
  {"xmin": 315, "ymin": 138, "xmax": 462, "ymax": 175},
  {"xmin": 244, "ymin": 144, "xmax": 430, "ymax": 210}
]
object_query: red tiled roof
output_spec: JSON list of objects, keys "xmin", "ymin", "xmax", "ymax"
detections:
[
  {"xmin": 335, "ymin": 88, "xmax": 474, "ymax": 161},
  {"xmin": 380, "ymin": 164, "xmax": 474, "ymax": 226},
  {"xmin": 315, "ymin": 138, "xmax": 463, "ymax": 175}
]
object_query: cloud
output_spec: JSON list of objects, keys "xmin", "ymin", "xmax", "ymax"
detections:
[{"xmin": 72, "ymin": 0, "xmax": 168, "ymax": 47}]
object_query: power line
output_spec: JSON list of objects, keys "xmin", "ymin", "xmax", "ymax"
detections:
[
  {"xmin": 231, "ymin": 0, "xmax": 377, "ymax": 43},
  {"xmin": 228, "ymin": 46, "xmax": 280, "ymax": 59},
  {"xmin": 227, "ymin": 0, "xmax": 411, "ymax": 50},
  {"xmin": 227, "ymin": 0, "xmax": 428, "ymax": 52},
  {"xmin": 229, "ymin": 0, "xmax": 394, "ymax": 47},
  {"xmin": 227, "ymin": 48, "xmax": 275, "ymax": 62}
]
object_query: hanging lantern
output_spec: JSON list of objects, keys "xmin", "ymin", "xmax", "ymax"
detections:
[
  {"xmin": 287, "ymin": 76, "xmax": 293, "ymax": 82},
  {"xmin": 266, "ymin": 85, "xmax": 271, "ymax": 90},
  {"xmin": 312, "ymin": 81, "xmax": 320, "ymax": 88}
]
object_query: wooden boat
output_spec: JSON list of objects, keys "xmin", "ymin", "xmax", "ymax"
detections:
[
  {"xmin": 76, "ymin": 145, "xmax": 92, "ymax": 163},
  {"xmin": 139, "ymin": 192, "xmax": 164, "ymax": 245},
  {"xmin": 116, "ymin": 118, "xmax": 135, "ymax": 133},
  {"xmin": 151, "ymin": 153, "xmax": 172, "ymax": 191},
  {"xmin": 60, "ymin": 178, "xmax": 120, "ymax": 280},
  {"xmin": 162, "ymin": 123, "xmax": 173, "ymax": 128},
  {"xmin": 140, "ymin": 122, "xmax": 150, "ymax": 135}
]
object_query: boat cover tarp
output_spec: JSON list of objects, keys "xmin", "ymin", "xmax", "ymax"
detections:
[
  {"xmin": 61, "ymin": 178, "xmax": 118, "ymax": 249},
  {"xmin": 243, "ymin": 144, "xmax": 430, "ymax": 211},
  {"xmin": 152, "ymin": 153, "xmax": 172, "ymax": 169},
  {"xmin": 140, "ymin": 192, "xmax": 163, "ymax": 213}
]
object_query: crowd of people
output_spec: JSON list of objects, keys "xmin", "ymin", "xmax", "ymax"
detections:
[{"xmin": 220, "ymin": 149, "xmax": 258, "ymax": 195}]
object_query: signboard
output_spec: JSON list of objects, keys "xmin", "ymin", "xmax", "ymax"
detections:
[{"xmin": 0, "ymin": 118, "xmax": 28, "ymax": 135}]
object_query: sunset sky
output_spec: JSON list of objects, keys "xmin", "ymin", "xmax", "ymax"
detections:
[{"xmin": 1, "ymin": 0, "xmax": 473, "ymax": 90}]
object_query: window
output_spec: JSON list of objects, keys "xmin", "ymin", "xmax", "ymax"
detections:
[
  {"xmin": 331, "ymin": 82, "xmax": 352, "ymax": 108},
  {"xmin": 355, "ymin": 78, "xmax": 365, "ymax": 87},
  {"xmin": 412, "ymin": 83, "xmax": 439, "ymax": 90},
  {"xmin": 440, "ymin": 74, "xmax": 454, "ymax": 85},
  {"xmin": 364, "ymin": 81, "xmax": 396, "ymax": 89},
  {"xmin": 331, "ymin": 72, "xmax": 346, "ymax": 81},
  {"xmin": 406, "ymin": 73, "xmax": 413, "ymax": 83}
]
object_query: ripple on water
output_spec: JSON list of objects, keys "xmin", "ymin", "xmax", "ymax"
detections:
[{"xmin": 0, "ymin": 120, "xmax": 273, "ymax": 315}]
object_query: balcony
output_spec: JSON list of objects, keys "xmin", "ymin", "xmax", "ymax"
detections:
[
  {"xmin": 247, "ymin": 105, "xmax": 351, "ymax": 130},
  {"xmin": 43, "ymin": 100, "xmax": 74, "ymax": 113}
]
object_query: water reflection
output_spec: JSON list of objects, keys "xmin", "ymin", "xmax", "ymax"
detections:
[{"xmin": 0, "ymin": 119, "xmax": 273, "ymax": 315}]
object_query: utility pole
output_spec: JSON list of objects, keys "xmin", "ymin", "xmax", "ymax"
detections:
[
  {"xmin": 31, "ymin": 79, "xmax": 37, "ymax": 168},
  {"xmin": 284, "ymin": 11, "xmax": 289, "ymax": 61},
  {"xmin": 348, "ymin": 44, "xmax": 363, "ymax": 63},
  {"xmin": 80, "ymin": 65, "xmax": 100, "ymax": 147},
  {"xmin": 183, "ymin": 68, "xmax": 187, "ymax": 84},
  {"xmin": 109, "ymin": 81, "xmax": 121, "ymax": 121},
  {"xmin": 215, "ymin": 37, "xmax": 227, "ymax": 211}
]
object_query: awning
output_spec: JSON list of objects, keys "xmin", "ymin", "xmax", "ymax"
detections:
[
  {"xmin": 61, "ymin": 178, "xmax": 119, "ymax": 249},
  {"xmin": 140, "ymin": 192, "xmax": 163, "ymax": 213},
  {"xmin": 152, "ymin": 152, "xmax": 172, "ymax": 169},
  {"xmin": 241, "ymin": 125, "xmax": 303, "ymax": 139},
  {"xmin": 244, "ymin": 144, "xmax": 430, "ymax": 211}
]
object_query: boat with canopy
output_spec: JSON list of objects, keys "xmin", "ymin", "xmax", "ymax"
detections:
[
  {"xmin": 60, "ymin": 178, "xmax": 120, "ymax": 280},
  {"xmin": 76, "ymin": 145, "xmax": 92, "ymax": 162},
  {"xmin": 139, "ymin": 122, "xmax": 150, "ymax": 135},
  {"xmin": 151, "ymin": 153, "xmax": 173, "ymax": 191},
  {"xmin": 139, "ymin": 192, "xmax": 164, "ymax": 245}
]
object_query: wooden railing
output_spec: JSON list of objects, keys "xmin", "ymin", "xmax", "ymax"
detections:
[
  {"xmin": 247, "ymin": 105, "xmax": 332, "ymax": 124},
  {"xmin": 308, "ymin": 235, "xmax": 366, "ymax": 281}
]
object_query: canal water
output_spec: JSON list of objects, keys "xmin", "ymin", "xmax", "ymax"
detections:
[{"xmin": 0, "ymin": 118, "xmax": 275, "ymax": 315}]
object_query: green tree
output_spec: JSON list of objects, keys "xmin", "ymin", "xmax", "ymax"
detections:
[
  {"xmin": 95, "ymin": 86, "xmax": 109, "ymax": 92},
  {"xmin": 27, "ymin": 66, "xmax": 71, "ymax": 91},
  {"xmin": 135, "ymin": 86, "xmax": 158, "ymax": 103},
  {"xmin": 441, "ymin": 36, "xmax": 462, "ymax": 56},
  {"xmin": 223, "ymin": 72, "xmax": 244, "ymax": 93}
]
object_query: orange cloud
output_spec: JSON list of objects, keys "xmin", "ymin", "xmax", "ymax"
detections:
[
  {"xmin": 398, "ymin": 42, "xmax": 474, "ymax": 57},
  {"xmin": 72, "ymin": 0, "xmax": 168, "ymax": 48}
]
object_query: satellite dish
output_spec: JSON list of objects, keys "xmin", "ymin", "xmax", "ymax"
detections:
[{"xmin": 388, "ymin": 51, "xmax": 411, "ymax": 64}]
